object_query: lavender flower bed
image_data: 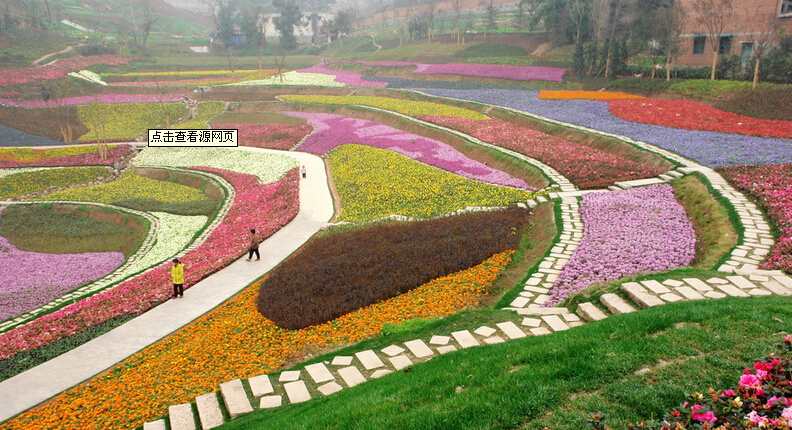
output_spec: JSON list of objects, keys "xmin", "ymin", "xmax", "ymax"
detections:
[
  {"xmin": 326, "ymin": 61, "xmax": 567, "ymax": 82},
  {"xmin": 360, "ymin": 76, "xmax": 536, "ymax": 90},
  {"xmin": 0, "ymin": 93, "xmax": 189, "ymax": 108},
  {"xmin": 0, "ymin": 236, "xmax": 125, "ymax": 321},
  {"xmin": 285, "ymin": 111, "xmax": 531, "ymax": 189},
  {"xmin": 420, "ymin": 89, "xmax": 792, "ymax": 167},
  {"xmin": 0, "ymin": 125, "xmax": 62, "ymax": 147},
  {"xmin": 545, "ymin": 184, "xmax": 696, "ymax": 306}
]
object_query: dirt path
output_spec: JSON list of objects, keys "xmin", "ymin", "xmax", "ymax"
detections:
[{"xmin": 33, "ymin": 43, "xmax": 85, "ymax": 66}]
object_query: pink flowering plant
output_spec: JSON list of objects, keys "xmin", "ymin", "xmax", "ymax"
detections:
[
  {"xmin": 285, "ymin": 112, "xmax": 532, "ymax": 189},
  {"xmin": 211, "ymin": 123, "xmax": 313, "ymax": 149},
  {"xmin": 612, "ymin": 336, "xmax": 792, "ymax": 430},
  {"xmin": 0, "ymin": 167, "xmax": 299, "ymax": 360},
  {"xmin": 0, "ymin": 93, "xmax": 189, "ymax": 108}
]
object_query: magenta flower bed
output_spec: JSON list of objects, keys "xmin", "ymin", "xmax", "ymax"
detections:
[
  {"xmin": 0, "ymin": 167, "xmax": 299, "ymax": 360},
  {"xmin": 0, "ymin": 237, "xmax": 124, "ymax": 322},
  {"xmin": 286, "ymin": 111, "xmax": 531, "ymax": 189},
  {"xmin": 420, "ymin": 115, "xmax": 664, "ymax": 189},
  {"xmin": 0, "ymin": 55, "xmax": 138, "ymax": 88},
  {"xmin": 545, "ymin": 184, "xmax": 696, "ymax": 306},
  {"xmin": 0, "ymin": 144, "xmax": 134, "ymax": 168},
  {"xmin": 0, "ymin": 93, "xmax": 189, "ymax": 107},
  {"xmin": 212, "ymin": 123, "xmax": 313, "ymax": 149},
  {"xmin": 719, "ymin": 163, "xmax": 792, "ymax": 273}
]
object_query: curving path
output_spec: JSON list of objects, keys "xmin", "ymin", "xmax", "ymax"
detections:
[{"xmin": 0, "ymin": 149, "xmax": 334, "ymax": 423}]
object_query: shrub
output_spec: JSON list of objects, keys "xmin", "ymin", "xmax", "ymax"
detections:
[{"xmin": 257, "ymin": 207, "xmax": 532, "ymax": 329}]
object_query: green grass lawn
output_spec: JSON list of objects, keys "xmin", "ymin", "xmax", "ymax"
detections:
[{"xmin": 219, "ymin": 296, "xmax": 792, "ymax": 430}]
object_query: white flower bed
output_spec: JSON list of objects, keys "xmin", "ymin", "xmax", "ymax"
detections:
[
  {"xmin": 0, "ymin": 167, "xmax": 50, "ymax": 179},
  {"xmin": 221, "ymin": 71, "xmax": 344, "ymax": 87},
  {"xmin": 68, "ymin": 70, "xmax": 108, "ymax": 86},
  {"xmin": 122, "ymin": 211, "xmax": 207, "ymax": 276},
  {"xmin": 131, "ymin": 147, "xmax": 298, "ymax": 183}
]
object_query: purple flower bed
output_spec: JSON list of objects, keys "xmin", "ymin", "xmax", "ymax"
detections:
[
  {"xmin": 285, "ymin": 111, "xmax": 532, "ymax": 189},
  {"xmin": 420, "ymin": 89, "xmax": 792, "ymax": 167},
  {"xmin": 544, "ymin": 184, "xmax": 696, "ymax": 306},
  {"xmin": 0, "ymin": 125, "xmax": 63, "ymax": 147},
  {"xmin": 0, "ymin": 93, "xmax": 190, "ymax": 107},
  {"xmin": 360, "ymin": 76, "xmax": 536, "ymax": 90},
  {"xmin": 325, "ymin": 61, "xmax": 567, "ymax": 82},
  {"xmin": 0, "ymin": 236, "xmax": 125, "ymax": 322}
]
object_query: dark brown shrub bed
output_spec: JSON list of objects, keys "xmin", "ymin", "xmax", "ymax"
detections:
[{"xmin": 257, "ymin": 207, "xmax": 532, "ymax": 330}]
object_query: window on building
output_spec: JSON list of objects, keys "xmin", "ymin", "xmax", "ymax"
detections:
[
  {"xmin": 693, "ymin": 36, "xmax": 706, "ymax": 54},
  {"xmin": 741, "ymin": 42, "xmax": 754, "ymax": 68},
  {"xmin": 719, "ymin": 35, "xmax": 732, "ymax": 55},
  {"xmin": 781, "ymin": 0, "xmax": 792, "ymax": 15}
]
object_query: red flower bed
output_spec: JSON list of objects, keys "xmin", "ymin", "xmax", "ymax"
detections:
[
  {"xmin": 718, "ymin": 163, "xmax": 792, "ymax": 273},
  {"xmin": 0, "ymin": 167, "xmax": 299, "ymax": 360},
  {"xmin": 419, "ymin": 116, "xmax": 664, "ymax": 189},
  {"xmin": 608, "ymin": 99, "xmax": 792, "ymax": 139},
  {"xmin": 212, "ymin": 123, "xmax": 313, "ymax": 149}
]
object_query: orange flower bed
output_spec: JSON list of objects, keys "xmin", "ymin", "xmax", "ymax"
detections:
[
  {"xmin": 538, "ymin": 90, "xmax": 644, "ymax": 101},
  {"xmin": 4, "ymin": 251, "xmax": 514, "ymax": 430}
]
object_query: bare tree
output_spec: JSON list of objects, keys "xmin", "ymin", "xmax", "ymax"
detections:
[
  {"xmin": 451, "ymin": 0, "xmax": 463, "ymax": 42},
  {"xmin": 566, "ymin": 0, "xmax": 588, "ymax": 45},
  {"xmin": 744, "ymin": 6, "xmax": 781, "ymax": 89},
  {"xmin": 425, "ymin": 0, "xmax": 438, "ymax": 42},
  {"xmin": 658, "ymin": 0, "xmax": 689, "ymax": 81},
  {"xmin": 604, "ymin": 0, "xmax": 639, "ymax": 78},
  {"xmin": 691, "ymin": 0, "xmax": 734, "ymax": 80},
  {"xmin": 376, "ymin": 0, "xmax": 390, "ymax": 37},
  {"xmin": 138, "ymin": 0, "xmax": 156, "ymax": 48}
]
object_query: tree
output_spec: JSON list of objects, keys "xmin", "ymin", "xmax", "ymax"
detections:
[
  {"xmin": 691, "ymin": 0, "xmax": 734, "ymax": 80},
  {"xmin": 272, "ymin": 0, "xmax": 302, "ymax": 51},
  {"xmin": 485, "ymin": 0, "xmax": 498, "ymax": 31},
  {"xmin": 138, "ymin": 0, "xmax": 156, "ymax": 48},
  {"xmin": 217, "ymin": 3, "xmax": 235, "ymax": 46},
  {"xmin": 327, "ymin": 8, "xmax": 354, "ymax": 47},
  {"xmin": 518, "ymin": 0, "xmax": 544, "ymax": 32},
  {"xmin": 744, "ymin": 6, "xmax": 781, "ymax": 89},
  {"xmin": 654, "ymin": 0, "xmax": 688, "ymax": 81}
]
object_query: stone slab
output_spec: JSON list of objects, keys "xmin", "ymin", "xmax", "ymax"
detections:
[
  {"xmin": 514, "ymin": 306, "xmax": 569, "ymax": 316},
  {"xmin": 169, "ymin": 403, "xmax": 197, "ymax": 430},
  {"xmin": 220, "ymin": 379, "xmax": 254, "ymax": 419},
  {"xmin": 429, "ymin": 335, "xmax": 451, "ymax": 345},
  {"xmin": 355, "ymin": 350, "xmax": 385, "ymax": 370},
  {"xmin": 474, "ymin": 326, "xmax": 497, "ymax": 337},
  {"xmin": 705, "ymin": 291, "xmax": 728, "ymax": 299},
  {"xmin": 248, "ymin": 374, "xmax": 274, "ymax": 397},
  {"xmin": 542, "ymin": 315, "xmax": 570, "ymax": 331},
  {"xmin": 144, "ymin": 420, "xmax": 167, "ymax": 430},
  {"xmin": 510, "ymin": 297, "xmax": 531, "ymax": 308},
  {"xmin": 761, "ymin": 280, "xmax": 792, "ymax": 296},
  {"xmin": 774, "ymin": 275, "xmax": 792, "ymax": 290},
  {"xmin": 331, "ymin": 356, "xmax": 353, "ymax": 366},
  {"xmin": 371, "ymin": 369, "xmax": 393, "ymax": 378},
  {"xmin": 437, "ymin": 345, "xmax": 457, "ymax": 354},
  {"xmin": 530, "ymin": 327, "xmax": 552, "ymax": 336},
  {"xmin": 404, "ymin": 339, "xmax": 435, "ymax": 358},
  {"xmin": 195, "ymin": 393, "xmax": 225, "ymax": 430},
  {"xmin": 259, "ymin": 395, "xmax": 282, "ymax": 409},
  {"xmin": 389, "ymin": 355, "xmax": 414, "ymax": 370},
  {"xmin": 707, "ymin": 277, "xmax": 729, "ymax": 284},
  {"xmin": 524, "ymin": 286, "xmax": 550, "ymax": 294},
  {"xmin": 683, "ymin": 278, "xmax": 712, "ymax": 292},
  {"xmin": 600, "ymin": 293, "xmax": 636, "ymax": 315},
  {"xmin": 675, "ymin": 286, "xmax": 705, "ymax": 300},
  {"xmin": 727, "ymin": 276, "xmax": 758, "ymax": 290},
  {"xmin": 521, "ymin": 317, "xmax": 542, "ymax": 327},
  {"xmin": 451, "ymin": 330, "xmax": 479, "ymax": 348},
  {"xmin": 622, "ymin": 283, "xmax": 664, "ymax": 308},
  {"xmin": 659, "ymin": 293, "xmax": 684, "ymax": 302},
  {"xmin": 640, "ymin": 280, "xmax": 671, "ymax": 294},
  {"xmin": 562, "ymin": 313, "xmax": 581, "ymax": 322},
  {"xmin": 283, "ymin": 381, "xmax": 311, "ymax": 404},
  {"xmin": 496, "ymin": 321, "xmax": 527, "ymax": 339},
  {"xmin": 712, "ymin": 282, "xmax": 750, "ymax": 297},
  {"xmin": 748, "ymin": 288, "xmax": 772, "ymax": 296},
  {"xmin": 484, "ymin": 336, "xmax": 505, "ymax": 344},
  {"xmin": 577, "ymin": 302, "xmax": 608, "ymax": 321},
  {"xmin": 381, "ymin": 345, "xmax": 406, "ymax": 357},
  {"xmin": 305, "ymin": 362, "xmax": 335, "ymax": 384},
  {"xmin": 338, "ymin": 366, "xmax": 367, "ymax": 388},
  {"xmin": 317, "ymin": 382, "xmax": 344, "ymax": 396},
  {"xmin": 279, "ymin": 370, "xmax": 301, "ymax": 382},
  {"xmin": 662, "ymin": 279, "xmax": 684, "ymax": 287}
]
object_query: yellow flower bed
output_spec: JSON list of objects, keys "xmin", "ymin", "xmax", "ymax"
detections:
[
  {"xmin": 77, "ymin": 103, "xmax": 187, "ymax": 141},
  {"xmin": 3, "ymin": 251, "xmax": 513, "ymax": 430},
  {"xmin": 0, "ymin": 167, "xmax": 108, "ymax": 200},
  {"xmin": 328, "ymin": 144, "xmax": 533, "ymax": 222},
  {"xmin": 0, "ymin": 145, "xmax": 114, "ymax": 163},
  {"xmin": 279, "ymin": 94, "xmax": 490, "ymax": 120},
  {"xmin": 172, "ymin": 102, "xmax": 226, "ymax": 129},
  {"xmin": 29, "ymin": 170, "xmax": 208, "ymax": 204},
  {"xmin": 537, "ymin": 90, "xmax": 644, "ymax": 100}
]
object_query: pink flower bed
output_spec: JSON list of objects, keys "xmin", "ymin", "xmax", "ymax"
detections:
[
  {"xmin": 0, "ymin": 93, "xmax": 189, "ymax": 108},
  {"xmin": 419, "ymin": 115, "xmax": 664, "ymax": 189},
  {"xmin": 545, "ymin": 184, "xmax": 696, "ymax": 306},
  {"xmin": 212, "ymin": 123, "xmax": 313, "ymax": 149},
  {"xmin": 0, "ymin": 237, "xmax": 125, "ymax": 322},
  {"xmin": 0, "ymin": 55, "xmax": 138, "ymax": 88},
  {"xmin": 297, "ymin": 65, "xmax": 388, "ymax": 87},
  {"xmin": 718, "ymin": 163, "xmax": 792, "ymax": 273},
  {"xmin": 285, "ymin": 111, "xmax": 531, "ymax": 189},
  {"xmin": 608, "ymin": 99, "xmax": 792, "ymax": 139},
  {"xmin": 0, "ymin": 167, "xmax": 299, "ymax": 360},
  {"xmin": 0, "ymin": 145, "xmax": 134, "ymax": 168}
]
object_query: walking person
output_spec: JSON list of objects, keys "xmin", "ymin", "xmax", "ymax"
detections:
[
  {"xmin": 171, "ymin": 258, "xmax": 184, "ymax": 298},
  {"xmin": 246, "ymin": 228, "xmax": 262, "ymax": 261},
  {"xmin": 300, "ymin": 165, "xmax": 307, "ymax": 179}
]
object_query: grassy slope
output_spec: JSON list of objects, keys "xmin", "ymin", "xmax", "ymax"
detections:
[{"xmin": 219, "ymin": 296, "xmax": 792, "ymax": 430}]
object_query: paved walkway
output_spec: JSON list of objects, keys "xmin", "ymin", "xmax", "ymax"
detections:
[{"xmin": 0, "ymin": 150, "xmax": 334, "ymax": 422}]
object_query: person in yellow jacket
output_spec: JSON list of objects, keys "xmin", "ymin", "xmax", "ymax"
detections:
[{"xmin": 171, "ymin": 258, "xmax": 184, "ymax": 298}]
